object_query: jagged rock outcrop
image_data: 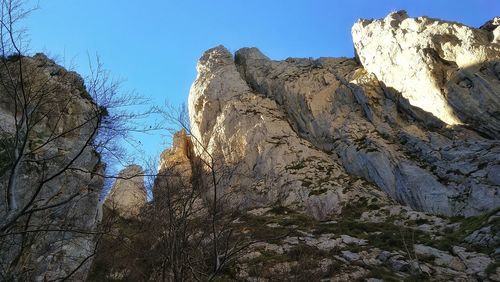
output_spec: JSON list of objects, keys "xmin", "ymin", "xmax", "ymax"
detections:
[
  {"xmin": 481, "ymin": 17, "xmax": 500, "ymax": 44},
  {"xmin": 154, "ymin": 129, "xmax": 194, "ymax": 197},
  {"xmin": 189, "ymin": 46, "xmax": 390, "ymax": 219},
  {"xmin": 189, "ymin": 12, "xmax": 500, "ymax": 219},
  {"xmin": 159, "ymin": 129, "xmax": 193, "ymax": 173},
  {"xmin": 105, "ymin": 165, "xmax": 146, "ymax": 219},
  {"xmin": 0, "ymin": 54, "xmax": 103, "ymax": 281}
]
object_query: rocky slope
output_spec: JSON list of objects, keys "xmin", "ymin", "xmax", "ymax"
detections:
[
  {"xmin": 92, "ymin": 128, "xmax": 500, "ymax": 281},
  {"xmin": 0, "ymin": 54, "xmax": 103, "ymax": 281}
]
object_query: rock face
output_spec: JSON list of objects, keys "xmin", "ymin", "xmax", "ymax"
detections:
[
  {"xmin": 158, "ymin": 129, "xmax": 193, "ymax": 174},
  {"xmin": 189, "ymin": 45, "xmax": 390, "ymax": 220},
  {"xmin": 184, "ymin": 13, "xmax": 500, "ymax": 280},
  {"xmin": 105, "ymin": 165, "xmax": 146, "ymax": 219},
  {"xmin": 189, "ymin": 12, "xmax": 500, "ymax": 219},
  {"xmin": 154, "ymin": 129, "xmax": 195, "ymax": 199},
  {"xmin": 352, "ymin": 11, "xmax": 500, "ymax": 137},
  {"xmin": 0, "ymin": 54, "xmax": 103, "ymax": 281}
]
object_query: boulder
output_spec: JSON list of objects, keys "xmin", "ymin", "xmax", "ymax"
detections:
[
  {"xmin": 452, "ymin": 246, "xmax": 492, "ymax": 275},
  {"xmin": 414, "ymin": 244, "xmax": 465, "ymax": 271}
]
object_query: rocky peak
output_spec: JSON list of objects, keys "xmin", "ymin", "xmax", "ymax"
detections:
[
  {"xmin": 172, "ymin": 129, "xmax": 192, "ymax": 157},
  {"xmin": 189, "ymin": 46, "xmax": 252, "ymax": 152},
  {"xmin": 105, "ymin": 165, "xmax": 146, "ymax": 219}
]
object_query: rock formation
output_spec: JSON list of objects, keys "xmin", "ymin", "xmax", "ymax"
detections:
[
  {"xmin": 189, "ymin": 12, "xmax": 500, "ymax": 218},
  {"xmin": 158, "ymin": 129, "xmax": 193, "ymax": 174},
  {"xmin": 352, "ymin": 11, "xmax": 500, "ymax": 137},
  {"xmin": 183, "ymin": 12, "xmax": 500, "ymax": 280},
  {"xmin": 0, "ymin": 54, "xmax": 103, "ymax": 281},
  {"xmin": 104, "ymin": 165, "xmax": 147, "ymax": 219},
  {"xmin": 154, "ymin": 129, "xmax": 195, "ymax": 198},
  {"xmin": 189, "ymin": 45, "xmax": 391, "ymax": 220},
  {"xmin": 86, "ymin": 11, "xmax": 500, "ymax": 281}
]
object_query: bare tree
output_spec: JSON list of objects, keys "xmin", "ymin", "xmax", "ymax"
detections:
[
  {"xmin": 149, "ymin": 105, "xmax": 253, "ymax": 281},
  {"xmin": 0, "ymin": 0, "xmax": 150, "ymax": 280},
  {"xmin": 87, "ymin": 104, "xmax": 254, "ymax": 281}
]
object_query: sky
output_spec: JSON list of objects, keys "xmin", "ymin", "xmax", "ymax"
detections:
[{"xmin": 23, "ymin": 0, "xmax": 499, "ymax": 168}]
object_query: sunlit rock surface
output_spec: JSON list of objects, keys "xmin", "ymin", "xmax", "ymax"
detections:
[
  {"xmin": 154, "ymin": 129, "xmax": 196, "ymax": 203},
  {"xmin": 158, "ymin": 129, "xmax": 193, "ymax": 173},
  {"xmin": 189, "ymin": 45, "xmax": 391, "ymax": 220},
  {"xmin": 352, "ymin": 11, "xmax": 500, "ymax": 138}
]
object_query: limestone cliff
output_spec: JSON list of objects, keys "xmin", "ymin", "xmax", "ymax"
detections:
[
  {"xmin": 189, "ymin": 12, "xmax": 500, "ymax": 219},
  {"xmin": 0, "ymin": 54, "xmax": 103, "ymax": 281},
  {"xmin": 181, "ymin": 12, "xmax": 500, "ymax": 280},
  {"xmin": 158, "ymin": 129, "xmax": 193, "ymax": 177},
  {"xmin": 352, "ymin": 11, "xmax": 500, "ymax": 137},
  {"xmin": 88, "ymin": 11, "xmax": 500, "ymax": 281},
  {"xmin": 153, "ymin": 129, "xmax": 194, "ymax": 198},
  {"xmin": 189, "ymin": 46, "xmax": 390, "ymax": 220}
]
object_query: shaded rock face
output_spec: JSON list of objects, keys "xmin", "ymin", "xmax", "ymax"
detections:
[
  {"xmin": 105, "ymin": 165, "xmax": 146, "ymax": 219},
  {"xmin": 0, "ymin": 55, "xmax": 103, "ymax": 281},
  {"xmin": 189, "ymin": 13, "xmax": 500, "ymax": 219}
]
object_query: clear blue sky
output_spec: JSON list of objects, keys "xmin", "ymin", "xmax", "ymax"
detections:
[{"xmin": 24, "ymin": 0, "xmax": 498, "ymax": 167}]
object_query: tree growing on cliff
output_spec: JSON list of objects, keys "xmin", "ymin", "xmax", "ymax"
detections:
[{"xmin": 0, "ymin": 0, "xmax": 148, "ymax": 280}]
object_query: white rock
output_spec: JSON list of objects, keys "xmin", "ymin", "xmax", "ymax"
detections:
[
  {"xmin": 353, "ymin": 11, "xmax": 500, "ymax": 138},
  {"xmin": 247, "ymin": 207, "xmax": 272, "ymax": 216},
  {"xmin": 340, "ymin": 235, "xmax": 368, "ymax": 246}
]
